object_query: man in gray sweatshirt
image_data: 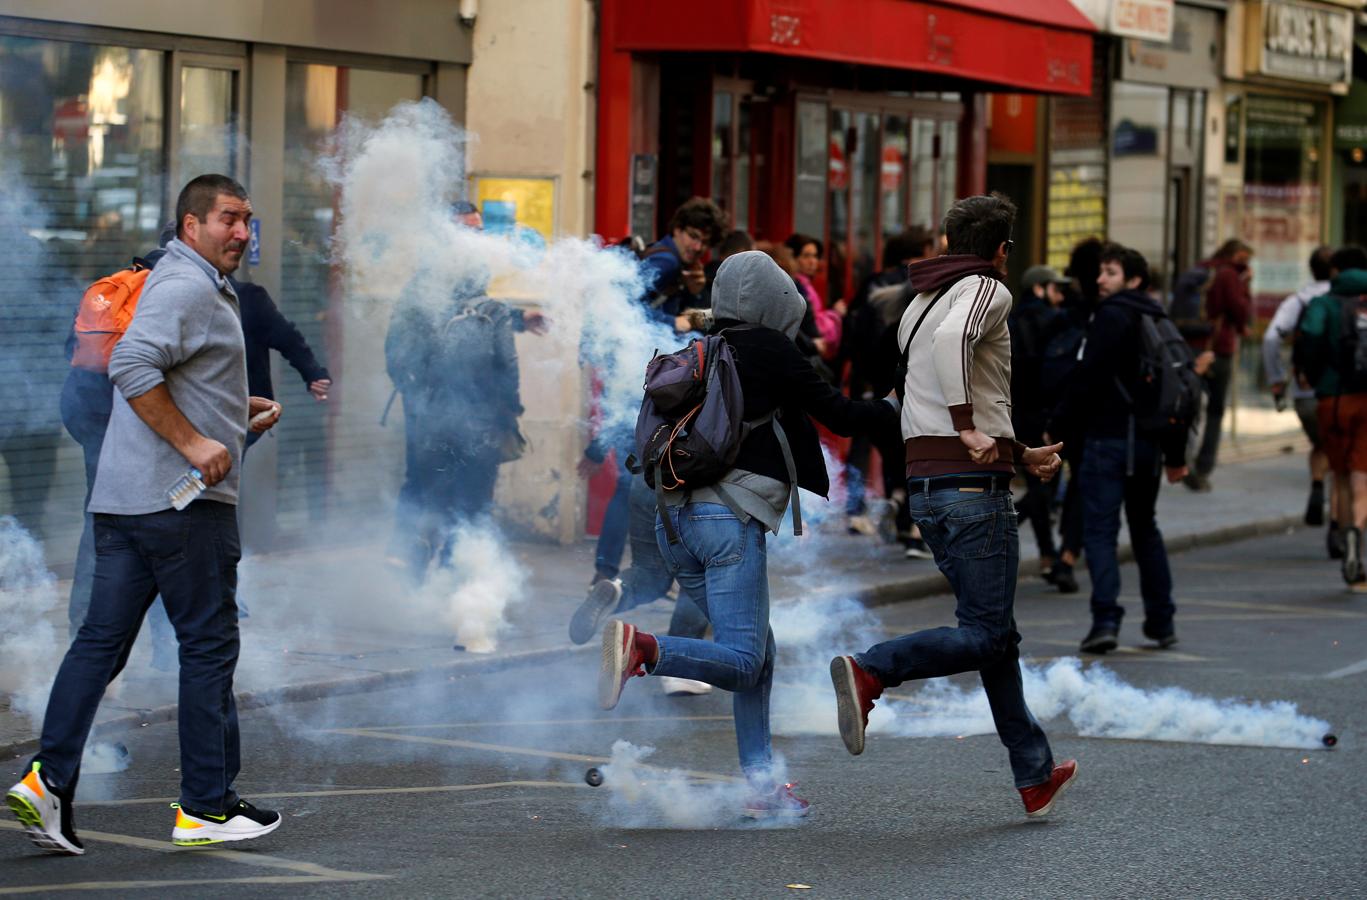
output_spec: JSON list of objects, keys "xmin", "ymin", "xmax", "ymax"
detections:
[{"xmin": 7, "ymin": 175, "xmax": 283, "ymax": 855}]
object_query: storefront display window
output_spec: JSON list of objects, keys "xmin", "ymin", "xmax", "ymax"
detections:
[
  {"xmin": 794, "ymin": 99, "xmax": 827, "ymax": 238},
  {"xmin": 1241, "ymin": 95, "xmax": 1324, "ymax": 312},
  {"xmin": 1109, "ymin": 82, "xmax": 1169, "ymax": 283},
  {"xmin": 280, "ymin": 62, "xmax": 424, "ymax": 527},
  {"xmin": 179, "ymin": 66, "xmax": 238, "ymax": 183},
  {"xmin": 0, "ymin": 34, "xmax": 165, "ymax": 549}
]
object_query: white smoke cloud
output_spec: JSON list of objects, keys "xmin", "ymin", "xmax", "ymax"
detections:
[
  {"xmin": 431, "ymin": 521, "xmax": 526, "ymax": 654},
  {"xmin": 596, "ymin": 739, "xmax": 797, "ymax": 829},
  {"xmin": 0, "ymin": 516, "xmax": 62, "ymax": 726}
]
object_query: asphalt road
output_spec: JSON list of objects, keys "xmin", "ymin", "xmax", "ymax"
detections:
[{"xmin": 2, "ymin": 525, "xmax": 1363, "ymax": 898}]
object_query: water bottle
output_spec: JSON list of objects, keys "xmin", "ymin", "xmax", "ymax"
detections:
[{"xmin": 167, "ymin": 467, "xmax": 206, "ymax": 511}]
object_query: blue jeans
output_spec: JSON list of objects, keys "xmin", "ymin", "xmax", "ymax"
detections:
[
  {"xmin": 652, "ymin": 503, "xmax": 776, "ymax": 784},
  {"xmin": 1080, "ymin": 436, "xmax": 1176, "ymax": 634},
  {"xmin": 594, "ymin": 462, "xmax": 633, "ymax": 579},
  {"xmin": 856, "ymin": 483, "xmax": 1054, "ymax": 789},
  {"xmin": 616, "ymin": 474, "xmax": 708, "ymax": 636},
  {"xmin": 34, "ymin": 502, "xmax": 244, "ymax": 813}
]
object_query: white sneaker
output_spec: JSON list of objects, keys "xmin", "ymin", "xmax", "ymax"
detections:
[
  {"xmin": 171, "ymin": 799, "xmax": 281, "ymax": 847},
  {"xmin": 660, "ymin": 676, "xmax": 712, "ymax": 696}
]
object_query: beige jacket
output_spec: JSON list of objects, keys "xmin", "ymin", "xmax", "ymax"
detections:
[{"xmin": 897, "ymin": 273, "xmax": 1024, "ymax": 474}]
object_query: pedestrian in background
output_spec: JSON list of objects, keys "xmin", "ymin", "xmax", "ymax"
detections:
[
  {"xmin": 830, "ymin": 194, "xmax": 1077, "ymax": 819},
  {"xmin": 384, "ymin": 201, "xmax": 546, "ymax": 586},
  {"xmin": 1184, "ymin": 239, "xmax": 1254, "ymax": 492},
  {"xmin": 1294, "ymin": 246, "xmax": 1367, "ymax": 588},
  {"xmin": 1052, "ymin": 245, "xmax": 1192, "ymax": 653},
  {"xmin": 8, "ymin": 174, "xmax": 284, "ymax": 854},
  {"xmin": 1264, "ymin": 246, "xmax": 1334, "ymax": 532},
  {"xmin": 1009, "ymin": 264, "xmax": 1073, "ymax": 588}
]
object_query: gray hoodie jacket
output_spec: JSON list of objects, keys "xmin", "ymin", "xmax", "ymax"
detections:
[{"xmin": 89, "ymin": 239, "xmax": 248, "ymax": 514}]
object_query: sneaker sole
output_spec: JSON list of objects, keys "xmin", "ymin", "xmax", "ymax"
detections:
[
  {"xmin": 1025, "ymin": 764, "xmax": 1079, "ymax": 818},
  {"xmin": 6, "ymin": 790, "xmax": 83, "ymax": 855},
  {"xmin": 598, "ymin": 620, "xmax": 628, "ymax": 710},
  {"xmin": 172, "ymin": 816, "xmax": 281, "ymax": 847},
  {"xmin": 570, "ymin": 582, "xmax": 621, "ymax": 646},
  {"xmin": 830, "ymin": 657, "xmax": 866, "ymax": 756}
]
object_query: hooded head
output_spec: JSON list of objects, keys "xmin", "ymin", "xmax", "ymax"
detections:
[{"xmin": 710, "ymin": 250, "xmax": 805, "ymax": 339}]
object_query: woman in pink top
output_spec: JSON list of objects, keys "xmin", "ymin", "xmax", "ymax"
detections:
[{"xmin": 785, "ymin": 234, "xmax": 842, "ymax": 360}]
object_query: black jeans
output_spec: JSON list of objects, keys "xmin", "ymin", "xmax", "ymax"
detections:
[
  {"xmin": 1195, "ymin": 354, "xmax": 1233, "ymax": 476},
  {"xmin": 390, "ymin": 409, "xmax": 502, "ymax": 582},
  {"xmin": 34, "ymin": 502, "xmax": 243, "ymax": 812}
]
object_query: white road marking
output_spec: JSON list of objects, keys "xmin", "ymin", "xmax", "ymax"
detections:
[{"xmin": 1324, "ymin": 657, "xmax": 1367, "ymax": 679}]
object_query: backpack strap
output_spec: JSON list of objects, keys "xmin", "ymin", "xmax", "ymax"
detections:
[{"xmin": 895, "ymin": 277, "xmax": 970, "ymax": 398}]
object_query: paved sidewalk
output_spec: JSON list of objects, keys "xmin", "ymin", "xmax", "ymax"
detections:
[{"xmin": 0, "ymin": 431, "xmax": 1318, "ymax": 756}]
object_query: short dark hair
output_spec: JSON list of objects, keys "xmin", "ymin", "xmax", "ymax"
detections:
[
  {"xmin": 883, "ymin": 227, "xmax": 935, "ymax": 268},
  {"xmin": 943, "ymin": 193, "xmax": 1016, "ymax": 261},
  {"xmin": 1099, "ymin": 242, "xmax": 1150, "ymax": 289},
  {"xmin": 784, "ymin": 233, "xmax": 822, "ymax": 259},
  {"xmin": 718, "ymin": 229, "xmax": 754, "ymax": 258},
  {"xmin": 668, "ymin": 197, "xmax": 726, "ymax": 245},
  {"xmin": 1309, "ymin": 245, "xmax": 1334, "ymax": 281},
  {"xmin": 175, "ymin": 174, "xmax": 249, "ymax": 238},
  {"xmin": 1331, "ymin": 245, "xmax": 1367, "ymax": 274},
  {"xmin": 1213, "ymin": 238, "xmax": 1252, "ymax": 260}
]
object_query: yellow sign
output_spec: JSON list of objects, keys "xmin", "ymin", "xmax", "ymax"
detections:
[{"xmin": 471, "ymin": 176, "xmax": 556, "ymax": 240}]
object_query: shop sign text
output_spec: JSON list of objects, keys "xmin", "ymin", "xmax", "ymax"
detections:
[
  {"xmin": 1109, "ymin": 0, "xmax": 1174, "ymax": 43},
  {"xmin": 1260, "ymin": 0, "xmax": 1352, "ymax": 84}
]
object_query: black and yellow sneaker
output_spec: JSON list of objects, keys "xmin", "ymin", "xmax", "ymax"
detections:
[
  {"xmin": 6, "ymin": 762, "xmax": 84, "ymax": 855},
  {"xmin": 171, "ymin": 798, "xmax": 281, "ymax": 846}
]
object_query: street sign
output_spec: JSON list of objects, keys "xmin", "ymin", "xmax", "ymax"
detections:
[{"xmin": 248, "ymin": 218, "xmax": 261, "ymax": 266}]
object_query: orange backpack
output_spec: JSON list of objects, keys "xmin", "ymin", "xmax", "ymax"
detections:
[{"xmin": 71, "ymin": 262, "xmax": 151, "ymax": 373}]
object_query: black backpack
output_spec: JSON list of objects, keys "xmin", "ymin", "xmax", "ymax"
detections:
[
  {"xmin": 1336, "ymin": 293, "xmax": 1367, "ymax": 386},
  {"xmin": 1168, "ymin": 264, "xmax": 1215, "ymax": 342},
  {"xmin": 1038, "ymin": 319, "xmax": 1086, "ymax": 398},
  {"xmin": 1117, "ymin": 307, "xmax": 1202, "ymax": 436},
  {"xmin": 632, "ymin": 327, "xmax": 800, "ymax": 543}
]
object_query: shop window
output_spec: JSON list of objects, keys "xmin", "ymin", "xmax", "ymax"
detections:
[
  {"xmin": 1109, "ymin": 82, "xmax": 1170, "ymax": 284},
  {"xmin": 710, "ymin": 89, "xmax": 755, "ymax": 234},
  {"xmin": 1243, "ymin": 95, "xmax": 1324, "ymax": 305},
  {"xmin": 280, "ymin": 63, "xmax": 424, "ymax": 528},
  {"xmin": 794, "ymin": 99, "xmax": 827, "ymax": 238},
  {"xmin": 710, "ymin": 91, "xmax": 733, "ymax": 222},
  {"xmin": 178, "ymin": 66, "xmax": 238, "ymax": 182},
  {"xmin": 881, "ymin": 115, "xmax": 909, "ymax": 240},
  {"xmin": 0, "ymin": 35, "xmax": 165, "ymax": 555},
  {"xmin": 909, "ymin": 118, "xmax": 938, "ymax": 231},
  {"xmin": 827, "ymin": 109, "xmax": 852, "ymax": 305}
]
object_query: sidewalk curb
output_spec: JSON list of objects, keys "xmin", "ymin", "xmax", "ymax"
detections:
[{"xmin": 1, "ymin": 513, "xmax": 1303, "ymax": 760}]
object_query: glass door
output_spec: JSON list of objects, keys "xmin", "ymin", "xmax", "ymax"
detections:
[{"xmin": 170, "ymin": 53, "xmax": 246, "ymax": 194}]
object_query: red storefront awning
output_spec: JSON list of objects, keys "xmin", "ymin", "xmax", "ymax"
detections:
[{"xmin": 611, "ymin": 0, "xmax": 1095, "ymax": 96}]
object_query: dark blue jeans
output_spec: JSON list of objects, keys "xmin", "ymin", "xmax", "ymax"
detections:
[
  {"xmin": 34, "ymin": 502, "xmax": 243, "ymax": 813},
  {"xmin": 856, "ymin": 483, "xmax": 1054, "ymax": 789},
  {"xmin": 616, "ymin": 473, "xmax": 708, "ymax": 637},
  {"xmin": 652, "ymin": 503, "xmax": 776, "ymax": 785},
  {"xmin": 594, "ymin": 462, "xmax": 633, "ymax": 579},
  {"xmin": 1080, "ymin": 436, "xmax": 1176, "ymax": 634}
]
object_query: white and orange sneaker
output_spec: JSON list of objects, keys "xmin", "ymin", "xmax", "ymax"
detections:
[
  {"xmin": 171, "ymin": 799, "xmax": 281, "ymax": 847},
  {"xmin": 599, "ymin": 620, "xmax": 654, "ymax": 710},
  {"xmin": 6, "ymin": 762, "xmax": 83, "ymax": 855}
]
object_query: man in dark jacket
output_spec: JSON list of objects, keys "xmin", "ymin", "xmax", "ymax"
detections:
[
  {"xmin": 1009, "ymin": 264, "xmax": 1073, "ymax": 589},
  {"xmin": 384, "ymin": 203, "xmax": 545, "ymax": 585},
  {"xmin": 234, "ymin": 279, "xmax": 330, "ymax": 443},
  {"xmin": 1052, "ymin": 244, "xmax": 1189, "ymax": 653},
  {"xmin": 638, "ymin": 197, "xmax": 726, "ymax": 331},
  {"xmin": 597, "ymin": 250, "xmax": 900, "ymax": 819},
  {"xmin": 1187, "ymin": 239, "xmax": 1253, "ymax": 491}
]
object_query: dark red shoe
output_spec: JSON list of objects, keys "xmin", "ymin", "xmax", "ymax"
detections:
[
  {"xmin": 599, "ymin": 620, "xmax": 649, "ymax": 710},
  {"xmin": 1019, "ymin": 759, "xmax": 1078, "ymax": 817},
  {"xmin": 741, "ymin": 782, "xmax": 810, "ymax": 820},
  {"xmin": 830, "ymin": 655, "xmax": 883, "ymax": 755}
]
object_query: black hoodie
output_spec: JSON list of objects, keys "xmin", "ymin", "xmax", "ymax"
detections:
[{"xmin": 1049, "ymin": 289, "xmax": 1187, "ymax": 466}]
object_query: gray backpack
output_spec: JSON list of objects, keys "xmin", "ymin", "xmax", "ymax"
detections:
[{"xmin": 632, "ymin": 327, "xmax": 800, "ymax": 543}]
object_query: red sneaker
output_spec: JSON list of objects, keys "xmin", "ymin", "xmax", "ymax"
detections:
[
  {"xmin": 830, "ymin": 655, "xmax": 883, "ymax": 756},
  {"xmin": 1019, "ymin": 759, "xmax": 1078, "ymax": 817},
  {"xmin": 598, "ymin": 620, "xmax": 649, "ymax": 710},
  {"xmin": 741, "ymin": 783, "xmax": 810, "ymax": 820}
]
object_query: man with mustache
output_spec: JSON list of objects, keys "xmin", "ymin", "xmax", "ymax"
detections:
[{"xmin": 7, "ymin": 174, "xmax": 283, "ymax": 853}]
